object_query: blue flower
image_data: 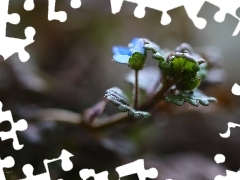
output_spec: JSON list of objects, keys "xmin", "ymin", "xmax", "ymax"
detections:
[{"xmin": 112, "ymin": 38, "xmax": 145, "ymax": 65}]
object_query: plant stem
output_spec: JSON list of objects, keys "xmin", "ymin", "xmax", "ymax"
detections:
[
  {"xmin": 133, "ymin": 70, "xmax": 139, "ymax": 109},
  {"xmin": 37, "ymin": 78, "xmax": 179, "ymax": 129},
  {"xmin": 139, "ymin": 78, "xmax": 178, "ymax": 111}
]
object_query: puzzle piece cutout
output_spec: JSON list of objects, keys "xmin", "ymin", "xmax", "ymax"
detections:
[
  {"xmin": 214, "ymin": 122, "xmax": 240, "ymax": 179},
  {"xmin": 219, "ymin": 122, "xmax": 240, "ymax": 138},
  {"xmin": 232, "ymin": 83, "xmax": 240, "ymax": 96},
  {"xmin": 116, "ymin": 159, "xmax": 158, "ymax": 180},
  {"xmin": 48, "ymin": 0, "xmax": 82, "ymax": 22},
  {"xmin": 0, "ymin": 0, "xmax": 36, "ymax": 62},
  {"xmin": 214, "ymin": 80, "xmax": 240, "ymax": 179},
  {"xmin": 214, "ymin": 153, "xmax": 240, "ymax": 180},
  {"xmin": 0, "ymin": 156, "xmax": 15, "ymax": 180},
  {"xmin": 79, "ymin": 169, "xmax": 109, "ymax": 180},
  {"xmin": 0, "ymin": 0, "xmax": 84, "ymax": 62},
  {"xmin": 0, "ymin": 101, "xmax": 28, "ymax": 150},
  {"xmin": 110, "ymin": 0, "xmax": 240, "ymax": 36},
  {"xmin": 19, "ymin": 149, "xmax": 74, "ymax": 180},
  {"xmin": 215, "ymin": 170, "xmax": 240, "ymax": 180},
  {"xmin": 24, "ymin": 0, "xmax": 35, "ymax": 11}
]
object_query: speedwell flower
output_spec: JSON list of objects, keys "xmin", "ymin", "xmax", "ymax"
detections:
[{"xmin": 112, "ymin": 38, "xmax": 146, "ymax": 70}]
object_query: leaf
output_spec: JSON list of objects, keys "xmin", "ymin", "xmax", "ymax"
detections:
[
  {"xmin": 176, "ymin": 76, "xmax": 201, "ymax": 91},
  {"xmin": 104, "ymin": 87, "xmax": 130, "ymax": 106},
  {"xmin": 144, "ymin": 42, "xmax": 172, "ymax": 75},
  {"xmin": 143, "ymin": 38, "xmax": 162, "ymax": 53},
  {"xmin": 104, "ymin": 87, "xmax": 151, "ymax": 119},
  {"xmin": 128, "ymin": 52, "xmax": 146, "ymax": 70},
  {"xmin": 165, "ymin": 90, "xmax": 217, "ymax": 107},
  {"xmin": 197, "ymin": 63, "xmax": 208, "ymax": 79},
  {"xmin": 125, "ymin": 66, "xmax": 161, "ymax": 95},
  {"xmin": 167, "ymin": 52, "xmax": 200, "ymax": 76},
  {"xmin": 113, "ymin": 55, "xmax": 130, "ymax": 64},
  {"xmin": 145, "ymin": 41, "xmax": 209, "ymax": 91},
  {"xmin": 144, "ymin": 43, "xmax": 165, "ymax": 62},
  {"xmin": 128, "ymin": 109, "xmax": 151, "ymax": 119},
  {"xmin": 167, "ymin": 52, "xmax": 206, "ymax": 90}
]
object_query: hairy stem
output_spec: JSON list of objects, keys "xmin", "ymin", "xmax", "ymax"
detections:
[{"xmin": 133, "ymin": 70, "xmax": 139, "ymax": 109}]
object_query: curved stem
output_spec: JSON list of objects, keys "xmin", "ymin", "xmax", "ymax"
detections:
[{"xmin": 37, "ymin": 78, "xmax": 180, "ymax": 129}]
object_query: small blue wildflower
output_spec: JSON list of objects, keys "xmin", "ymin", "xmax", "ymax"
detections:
[{"xmin": 112, "ymin": 38, "xmax": 145, "ymax": 67}]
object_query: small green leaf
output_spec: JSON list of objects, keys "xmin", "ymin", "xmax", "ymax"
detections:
[
  {"xmin": 128, "ymin": 108, "xmax": 151, "ymax": 120},
  {"xmin": 197, "ymin": 63, "xmax": 208, "ymax": 79},
  {"xmin": 144, "ymin": 43, "xmax": 165, "ymax": 62},
  {"xmin": 168, "ymin": 52, "xmax": 200, "ymax": 76},
  {"xmin": 144, "ymin": 42, "xmax": 171, "ymax": 74},
  {"xmin": 152, "ymin": 52, "xmax": 165, "ymax": 63},
  {"xmin": 104, "ymin": 87, "xmax": 129, "ymax": 106},
  {"xmin": 176, "ymin": 76, "xmax": 201, "ymax": 91},
  {"xmin": 167, "ymin": 52, "xmax": 206, "ymax": 90},
  {"xmin": 165, "ymin": 90, "xmax": 217, "ymax": 107},
  {"xmin": 143, "ymin": 38, "xmax": 162, "ymax": 52},
  {"xmin": 128, "ymin": 52, "xmax": 146, "ymax": 70},
  {"xmin": 113, "ymin": 55, "xmax": 130, "ymax": 64},
  {"xmin": 104, "ymin": 87, "xmax": 151, "ymax": 119}
]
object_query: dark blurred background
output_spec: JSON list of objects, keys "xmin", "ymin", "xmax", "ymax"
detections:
[{"xmin": 0, "ymin": 0, "xmax": 240, "ymax": 179}]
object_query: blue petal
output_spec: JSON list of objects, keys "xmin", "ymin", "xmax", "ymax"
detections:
[
  {"xmin": 112, "ymin": 46, "xmax": 131, "ymax": 56},
  {"xmin": 128, "ymin": 37, "xmax": 139, "ymax": 48},
  {"xmin": 132, "ymin": 38, "xmax": 145, "ymax": 54},
  {"xmin": 113, "ymin": 55, "xmax": 130, "ymax": 64}
]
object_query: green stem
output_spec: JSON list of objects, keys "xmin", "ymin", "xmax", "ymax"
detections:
[{"xmin": 133, "ymin": 70, "xmax": 139, "ymax": 109}]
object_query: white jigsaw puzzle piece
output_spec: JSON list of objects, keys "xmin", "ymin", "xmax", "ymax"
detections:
[
  {"xmin": 0, "ymin": 0, "xmax": 36, "ymax": 62},
  {"xmin": 0, "ymin": 156, "xmax": 15, "ymax": 180},
  {"xmin": 19, "ymin": 149, "xmax": 74, "ymax": 180},
  {"xmin": 70, "ymin": 0, "xmax": 82, "ymax": 9},
  {"xmin": 110, "ymin": 0, "xmax": 240, "ymax": 36},
  {"xmin": 232, "ymin": 83, "xmax": 240, "ymax": 96},
  {"xmin": 214, "ymin": 153, "xmax": 240, "ymax": 180},
  {"xmin": 20, "ymin": 164, "xmax": 51, "ymax": 180},
  {"xmin": 215, "ymin": 121, "xmax": 240, "ymax": 179},
  {"xmin": 215, "ymin": 170, "xmax": 240, "ymax": 180},
  {"xmin": 220, "ymin": 122, "xmax": 240, "ymax": 138},
  {"xmin": 0, "ymin": 101, "xmax": 28, "ymax": 150},
  {"xmin": 110, "ymin": 0, "xmax": 186, "ymax": 25},
  {"xmin": 48, "ymin": 0, "xmax": 82, "ymax": 22},
  {"xmin": 214, "ymin": 154, "xmax": 226, "ymax": 164},
  {"xmin": 183, "ymin": 0, "xmax": 207, "ymax": 29},
  {"xmin": 24, "ymin": 0, "xmax": 35, "ymax": 11},
  {"xmin": 116, "ymin": 159, "xmax": 158, "ymax": 180},
  {"xmin": 48, "ymin": 0, "xmax": 67, "ymax": 22},
  {"xmin": 44, "ymin": 149, "xmax": 74, "ymax": 171},
  {"xmin": 79, "ymin": 169, "xmax": 109, "ymax": 180}
]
